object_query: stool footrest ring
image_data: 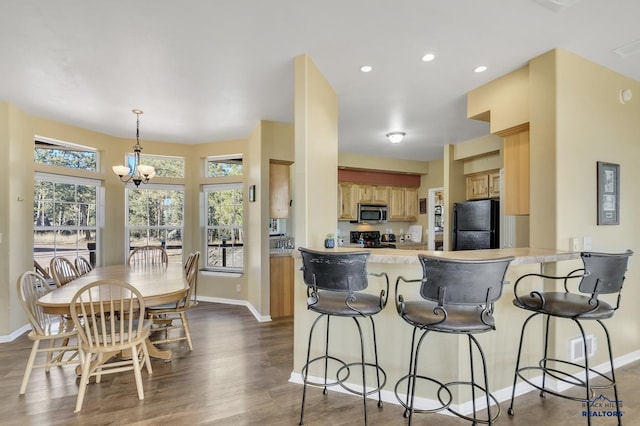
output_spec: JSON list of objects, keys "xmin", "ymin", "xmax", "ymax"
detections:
[
  {"xmin": 336, "ymin": 362, "xmax": 387, "ymax": 397},
  {"xmin": 301, "ymin": 355, "xmax": 349, "ymax": 389},
  {"xmin": 441, "ymin": 381, "xmax": 501, "ymax": 424},
  {"xmin": 394, "ymin": 373, "xmax": 453, "ymax": 414}
]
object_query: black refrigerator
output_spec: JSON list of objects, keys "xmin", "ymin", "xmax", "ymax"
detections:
[{"xmin": 452, "ymin": 199, "xmax": 499, "ymax": 250}]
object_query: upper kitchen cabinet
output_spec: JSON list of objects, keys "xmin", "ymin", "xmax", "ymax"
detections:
[
  {"xmin": 357, "ymin": 184, "xmax": 390, "ymax": 205},
  {"xmin": 499, "ymin": 124, "xmax": 530, "ymax": 215},
  {"xmin": 269, "ymin": 163, "xmax": 290, "ymax": 218},
  {"xmin": 389, "ymin": 186, "xmax": 418, "ymax": 221},
  {"xmin": 466, "ymin": 170, "xmax": 500, "ymax": 200},
  {"xmin": 338, "ymin": 182, "xmax": 357, "ymax": 221}
]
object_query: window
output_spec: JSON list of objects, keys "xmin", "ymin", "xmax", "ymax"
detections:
[
  {"xmin": 124, "ymin": 154, "xmax": 185, "ymax": 178},
  {"xmin": 34, "ymin": 173, "xmax": 100, "ymax": 268},
  {"xmin": 34, "ymin": 137, "xmax": 98, "ymax": 171},
  {"xmin": 206, "ymin": 155, "xmax": 243, "ymax": 177},
  {"xmin": 204, "ymin": 183, "xmax": 244, "ymax": 271},
  {"xmin": 126, "ymin": 185, "xmax": 184, "ymax": 263}
]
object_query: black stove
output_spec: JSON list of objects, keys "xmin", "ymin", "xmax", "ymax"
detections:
[{"xmin": 350, "ymin": 231, "xmax": 396, "ymax": 249}]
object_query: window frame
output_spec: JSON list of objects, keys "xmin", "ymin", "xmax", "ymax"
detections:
[
  {"xmin": 33, "ymin": 172, "xmax": 101, "ymax": 268},
  {"xmin": 34, "ymin": 135, "xmax": 99, "ymax": 172},
  {"xmin": 125, "ymin": 183, "xmax": 185, "ymax": 264},
  {"xmin": 202, "ymin": 182, "xmax": 245, "ymax": 273}
]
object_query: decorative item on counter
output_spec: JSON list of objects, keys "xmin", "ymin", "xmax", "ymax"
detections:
[{"xmin": 324, "ymin": 233, "xmax": 335, "ymax": 248}]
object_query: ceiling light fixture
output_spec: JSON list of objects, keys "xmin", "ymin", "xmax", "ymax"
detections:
[
  {"xmin": 360, "ymin": 65, "xmax": 373, "ymax": 73},
  {"xmin": 112, "ymin": 110, "xmax": 156, "ymax": 187},
  {"xmin": 474, "ymin": 66, "xmax": 488, "ymax": 73},
  {"xmin": 386, "ymin": 132, "xmax": 406, "ymax": 144},
  {"xmin": 421, "ymin": 53, "xmax": 435, "ymax": 62}
]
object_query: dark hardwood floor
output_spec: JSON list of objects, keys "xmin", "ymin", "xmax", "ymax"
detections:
[{"xmin": 1, "ymin": 302, "xmax": 637, "ymax": 425}]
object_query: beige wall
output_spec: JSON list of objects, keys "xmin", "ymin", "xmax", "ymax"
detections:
[
  {"xmin": 292, "ymin": 54, "xmax": 339, "ymax": 369},
  {"xmin": 465, "ymin": 48, "xmax": 640, "ymax": 367},
  {"xmin": 546, "ymin": 49, "xmax": 640, "ymax": 360},
  {"xmin": 338, "ymin": 152, "xmax": 429, "ymax": 175}
]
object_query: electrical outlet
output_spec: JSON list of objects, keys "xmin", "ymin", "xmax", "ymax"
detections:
[
  {"xmin": 236, "ymin": 284, "xmax": 241, "ymax": 293},
  {"xmin": 583, "ymin": 236, "xmax": 592, "ymax": 250},
  {"xmin": 570, "ymin": 237, "xmax": 580, "ymax": 251}
]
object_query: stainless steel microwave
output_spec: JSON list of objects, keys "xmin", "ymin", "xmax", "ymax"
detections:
[{"xmin": 354, "ymin": 203, "xmax": 388, "ymax": 224}]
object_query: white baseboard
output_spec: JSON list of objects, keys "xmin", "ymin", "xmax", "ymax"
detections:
[
  {"xmin": 196, "ymin": 296, "xmax": 271, "ymax": 322},
  {"xmin": 289, "ymin": 349, "xmax": 640, "ymax": 416},
  {"xmin": 0, "ymin": 324, "xmax": 31, "ymax": 343}
]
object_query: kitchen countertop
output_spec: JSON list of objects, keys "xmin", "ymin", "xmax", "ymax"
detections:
[
  {"xmin": 292, "ymin": 246, "xmax": 580, "ymax": 265},
  {"xmin": 270, "ymin": 248, "xmax": 294, "ymax": 257}
]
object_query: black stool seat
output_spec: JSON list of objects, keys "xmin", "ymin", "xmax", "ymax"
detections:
[
  {"xmin": 401, "ymin": 300, "xmax": 496, "ymax": 333},
  {"xmin": 508, "ymin": 250, "xmax": 633, "ymax": 426},
  {"xmin": 308, "ymin": 291, "xmax": 384, "ymax": 316},
  {"xmin": 298, "ymin": 248, "xmax": 389, "ymax": 426},
  {"xmin": 514, "ymin": 292, "xmax": 616, "ymax": 319}
]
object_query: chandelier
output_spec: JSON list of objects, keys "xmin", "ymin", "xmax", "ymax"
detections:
[{"xmin": 112, "ymin": 109, "xmax": 156, "ymax": 187}]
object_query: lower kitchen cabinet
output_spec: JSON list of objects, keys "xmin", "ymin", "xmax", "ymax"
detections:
[{"xmin": 270, "ymin": 255, "xmax": 294, "ymax": 318}]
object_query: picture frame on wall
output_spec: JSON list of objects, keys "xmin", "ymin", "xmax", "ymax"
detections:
[{"xmin": 597, "ymin": 161, "xmax": 619, "ymax": 225}]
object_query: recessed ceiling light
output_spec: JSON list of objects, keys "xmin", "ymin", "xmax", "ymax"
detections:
[
  {"xmin": 421, "ymin": 53, "xmax": 435, "ymax": 62},
  {"xmin": 360, "ymin": 65, "xmax": 373, "ymax": 73},
  {"xmin": 474, "ymin": 66, "xmax": 488, "ymax": 73}
]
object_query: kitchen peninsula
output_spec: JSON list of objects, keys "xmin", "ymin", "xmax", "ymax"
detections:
[{"xmin": 291, "ymin": 246, "xmax": 581, "ymax": 410}]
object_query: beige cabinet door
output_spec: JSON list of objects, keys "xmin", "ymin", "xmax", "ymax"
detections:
[
  {"xmin": 489, "ymin": 172, "xmax": 501, "ymax": 198},
  {"xmin": 270, "ymin": 256, "xmax": 294, "ymax": 318},
  {"xmin": 357, "ymin": 184, "xmax": 373, "ymax": 203},
  {"xmin": 404, "ymin": 187, "xmax": 418, "ymax": 221},
  {"xmin": 269, "ymin": 163, "xmax": 290, "ymax": 218},
  {"xmin": 372, "ymin": 185, "xmax": 390, "ymax": 205},
  {"xmin": 501, "ymin": 124, "xmax": 530, "ymax": 215},
  {"xmin": 338, "ymin": 182, "xmax": 357, "ymax": 221},
  {"xmin": 388, "ymin": 187, "xmax": 406, "ymax": 220},
  {"xmin": 466, "ymin": 174, "xmax": 489, "ymax": 200}
]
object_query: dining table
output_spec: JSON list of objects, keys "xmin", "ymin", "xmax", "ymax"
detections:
[{"xmin": 37, "ymin": 262, "xmax": 189, "ymax": 361}]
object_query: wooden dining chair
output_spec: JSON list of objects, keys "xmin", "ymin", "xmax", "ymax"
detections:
[
  {"xmin": 147, "ymin": 251, "xmax": 200, "ymax": 350},
  {"xmin": 70, "ymin": 279, "xmax": 153, "ymax": 413},
  {"xmin": 50, "ymin": 256, "xmax": 80, "ymax": 287},
  {"xmin": 127, "ymin": 245, "xmax": 169, "ymax": 266},
  {"xmin": 74, "ymin": 256, "xmax": 93, "ymax": 275},
  {"xmin": 34, "ymin": 259, "xmax": 55, "ymax": 288},
  {"xmin": 17, "ymin": 271, "xmax": 80, "ymax": 395}
]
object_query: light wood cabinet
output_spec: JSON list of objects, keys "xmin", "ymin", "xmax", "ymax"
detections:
[
  {"xmin": 500, "ymin": 124, "xmax": 530, "ymax": 215},
  {"xmin": 466, "ymin": 170, "xmax": 500, "ymax": 200},
  {"xmin": 269, "ymin": 163, "xmax": 290, "ymax": 218},
  {"xmin": 356, "ymin": 184, "xmax": 390, "ymax": 204},
  {"xmin": 489, "ymin": 171, "xmax": 501, "ymax": 198},
  {"xmin": 339, "ymin": 182, "xmax": 417, "ymax": 222},
  {"xmin": 372, "ymin": 185, "xmax": 390, "ymax": 204},
  {"xmin": 270, "ymin": 255, "xmax": 294, "ymax": 318},
  {"xmin": 389, "ymin": 186, "xmax": 418, "ymax": 221},
  {"xmin": 338, "ymin": 182, "xmax": 357, "ymax": 221},
  {"xmin": 356, "ymin": 185, "xmax": 373, "ymax": 203}
]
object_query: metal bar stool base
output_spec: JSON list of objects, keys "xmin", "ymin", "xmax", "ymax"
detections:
[
  {"xmin": 337, "ymin": 362, "xmax": 387, "ymax": 401},
  {"xmin": 301, "ymin": 355, "xmax": 349, "ymax": 390},
  {"xmin": 442, "ymin": 381, "xmax": 501, "ymax": 424},
  {"xmin": 394, "ymin": 373, "xmax": 453, "ymax": 415}
]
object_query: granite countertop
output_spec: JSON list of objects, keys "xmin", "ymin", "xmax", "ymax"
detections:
[{"xmin": 292, "ymin": 247, "xmax": 580, "ymax": 265}]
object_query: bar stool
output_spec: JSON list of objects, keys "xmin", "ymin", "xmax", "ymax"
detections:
[
  {"xmin": 298, "ymin": 248, "xmax": 389, "ymax": 425},
  {"xmin": 394, "ymin": 254, "xmax": 513, "ymax": 425},
  {"xmin": 508, "ymin": 250, "xmax": 633, "ymax": 425}
]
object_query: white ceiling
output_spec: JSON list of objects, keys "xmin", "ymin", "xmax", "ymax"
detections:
[{"xmin": 1, "ymin": 0, "xmax": 639, "ymax": 161}]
